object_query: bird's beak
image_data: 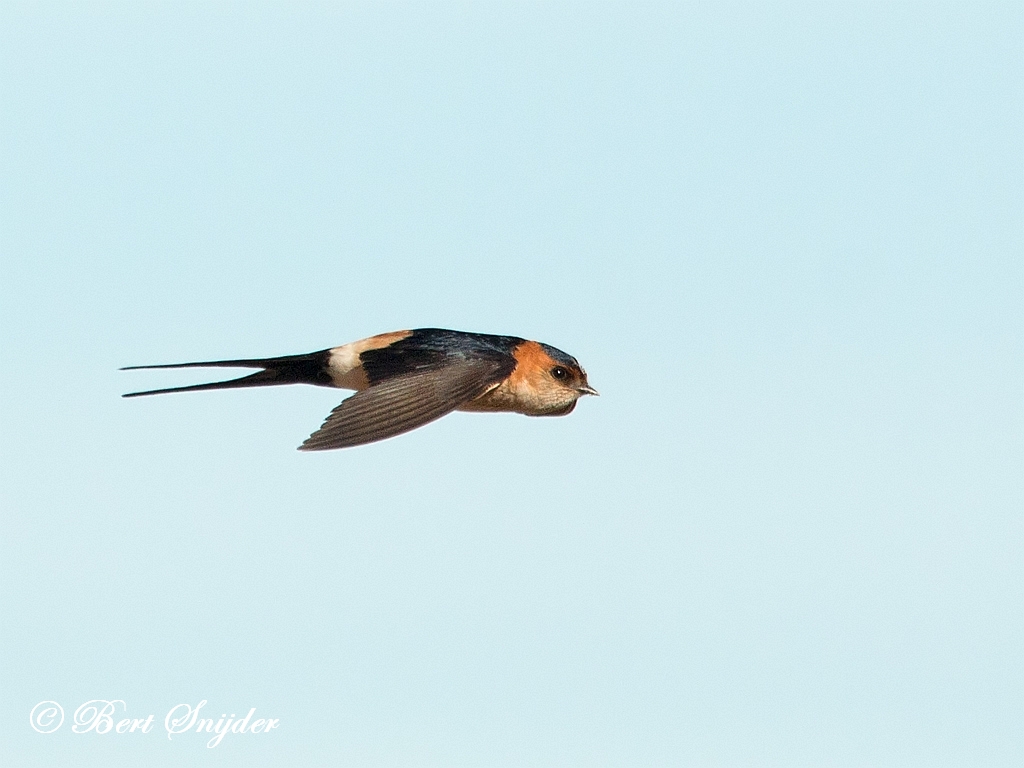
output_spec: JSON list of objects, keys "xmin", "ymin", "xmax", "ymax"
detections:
[{"xmin": 576, "ymin": 385, "xmax": 599, "ymax": 396}]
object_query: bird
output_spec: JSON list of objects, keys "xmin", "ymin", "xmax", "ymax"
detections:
[{"xmin": 122, "ymin": 328, "xmax": 598, "ymax": 450}]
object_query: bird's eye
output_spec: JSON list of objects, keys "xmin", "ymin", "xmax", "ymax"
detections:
[{"xmin": 551, "ymin": 366, "xmax": 569, "ymax": 380}]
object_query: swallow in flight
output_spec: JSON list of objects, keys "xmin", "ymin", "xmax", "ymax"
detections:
[{"xmin": 123, "ymin": 328, "xmax": 597, "ymax": 450}]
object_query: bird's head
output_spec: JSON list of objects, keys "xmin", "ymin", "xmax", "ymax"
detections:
[{"xmin": 512, "ymin": 341, "xmax": 598, "ymax": 416}]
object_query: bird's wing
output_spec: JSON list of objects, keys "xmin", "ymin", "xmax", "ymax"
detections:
[{"xmin": 298, "ymin": 358, "xmax": 508, "ymax": 451}]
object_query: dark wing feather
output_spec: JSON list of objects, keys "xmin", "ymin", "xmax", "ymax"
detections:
[{"xmin": 298, "ymin": 358, "xmax": 508, "ymax": 451}]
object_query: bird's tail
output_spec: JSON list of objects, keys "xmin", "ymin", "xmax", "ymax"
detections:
[{"xmin": 121, "ymin": 350, "xmax": 334, "ymax": 398}]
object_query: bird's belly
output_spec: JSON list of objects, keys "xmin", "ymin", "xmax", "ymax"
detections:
[{"xmin": 458, "ymin": 381, "xmax": 572, "ymax": 416}]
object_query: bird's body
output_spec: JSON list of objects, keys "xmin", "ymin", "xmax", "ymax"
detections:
[{"xmin": 123, "ymin": 328, "xmax": 597, "ymax": 450}]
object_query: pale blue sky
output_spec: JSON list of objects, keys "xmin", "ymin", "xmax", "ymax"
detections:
[{"xmin": 1, "ymin": 3, "xmax": 1021, "ymax": 766}]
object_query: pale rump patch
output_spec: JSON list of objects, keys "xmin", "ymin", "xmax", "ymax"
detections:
[{"xmin": 326, "ymin": 330, "xmax": 411, "ymax": 390}]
